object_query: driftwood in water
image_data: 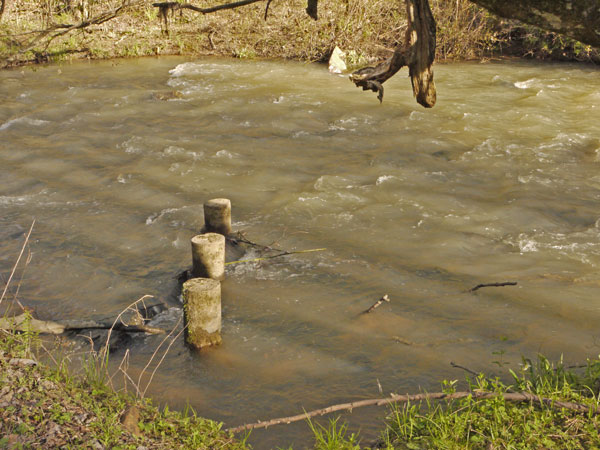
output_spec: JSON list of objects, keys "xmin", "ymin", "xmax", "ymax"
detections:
[
  {"xmin": 0, "ymin": 313, "xmax": 166, "ymax": 335},
  {"xmin": 350, "ymin": 0, "xmax": 436, "ymax": 107},
  {"xmin": 361, "ymin": 294, "xmax": 390, "ymax": 314},
  {"xmin": 469, "ymin": 281, "xmax": 518, "ymax": 292}
]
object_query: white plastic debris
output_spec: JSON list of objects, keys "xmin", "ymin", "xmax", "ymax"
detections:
[{"xmin": 328, "ymin": 46, "xmax": 347, "ymax": 74}]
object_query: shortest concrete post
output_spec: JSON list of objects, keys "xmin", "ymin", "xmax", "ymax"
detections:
[
  {"xmin": 191, "ymin": 233, "xmax": 225, "ymax": 280},
  {"xmin": 204, "ymin": 198, "xmax": 232, "ymax": 235},
  {"xmin": 183, "ymin": 278, "xmax": 222, "ymax": 349}
]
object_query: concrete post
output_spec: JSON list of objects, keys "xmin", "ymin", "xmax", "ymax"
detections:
[
  {"xmin": 203, "ymin": 198, "xmax": 232, "ymax": 235},
  {"xmin": 183, "ymin": 278, "xmax": 222, "ymax": 349},
  {"xmin": 191, "ymin": 233, "xmax": 225, "ymax": 280}
]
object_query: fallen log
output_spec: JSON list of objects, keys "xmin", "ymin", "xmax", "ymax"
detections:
[{"xmin": 0, "ymin": 313, "xmax": 166, "ymax": 335}]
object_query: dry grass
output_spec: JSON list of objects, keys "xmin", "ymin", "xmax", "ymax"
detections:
[
  {"xmin": 1, "ymin": 0, "xmax": 596, "ymax": 68},
  {"xmin": 0, "ymin": 0, "xmax": 502, "ymax": 67}
]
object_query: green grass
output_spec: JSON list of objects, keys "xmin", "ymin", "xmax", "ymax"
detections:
[
  {"xmin": 0, "ymin": 313, "xmax": 250, "ymax": 449},
  {"xmin": 379, "ymin": 356, "xmax": 600, "ymax": 449},
  {"xmin": 4, "ymin": 313, "xmax": 600, "ymax": 449}
]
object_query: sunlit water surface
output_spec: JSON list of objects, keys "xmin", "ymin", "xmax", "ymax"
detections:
[{"xmin": 1, "ymin": 57, "xmax": 600, "ymax": 448}]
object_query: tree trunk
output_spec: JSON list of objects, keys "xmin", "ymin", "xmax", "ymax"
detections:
[
  {"xmin": 470, "ymin": 0, "xmax": 600, "ymax": 48},
  {"xmin": 0, "ymin": 0, "xmax": 6, "ymax": 21}
]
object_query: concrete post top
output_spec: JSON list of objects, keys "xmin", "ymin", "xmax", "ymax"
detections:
[
  {"xmin": 191, "ymin": 233, "xmax": 225, "ymax": 245},
  {"xmin": 205, "ymin": 198, "xmax": 231, "ymax": 207}
]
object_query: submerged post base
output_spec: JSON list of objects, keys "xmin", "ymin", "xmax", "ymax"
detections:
[{"xmin": 183, "ymin": 277, "xmax": 222, "ymax": 349}]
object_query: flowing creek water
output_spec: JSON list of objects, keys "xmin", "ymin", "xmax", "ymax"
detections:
[{"xmin": 1, "ymin": 57, "xmax": 600, "ymax": 448}]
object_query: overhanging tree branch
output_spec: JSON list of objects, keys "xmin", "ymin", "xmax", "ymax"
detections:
[
  {"xmin": 350, "ymin": 0, "xmax": 437, "ymax": 107},
  {"xmin": 152, "ymin": 0, "xmax": 271, "ymax": 34},
  {"xmin": 152, "ymin": 0, "xmax": 266, "ymax": 15}
]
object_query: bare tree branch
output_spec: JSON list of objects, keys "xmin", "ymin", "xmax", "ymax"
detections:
[
  {"xmin": 9, "ymin": 0, "xmax": 141, "ymax": 59},
  {"xmin": 152, "ymin": 0, "xmax": 266, "ymax": 15}
]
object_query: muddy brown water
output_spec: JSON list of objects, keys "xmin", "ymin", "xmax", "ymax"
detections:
[{"xmin": 1, "ymin": 57, "xmax": 600, "ymax": 448}]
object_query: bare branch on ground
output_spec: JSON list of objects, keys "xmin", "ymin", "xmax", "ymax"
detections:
[{"xmin": 227, "ymin": 389, "xmax": 598, "ymax": 433}]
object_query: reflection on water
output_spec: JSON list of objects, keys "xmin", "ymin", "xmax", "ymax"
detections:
[{"xmin": 1, "ymin": 57, "xmax": 600, "ymax": 448}]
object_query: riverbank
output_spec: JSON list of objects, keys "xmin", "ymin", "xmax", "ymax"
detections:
[
  {"xmin": 1, "ymin": 0, "xmax": 598, "ymax": 68},
  {"xmin": 4, "ymin": 319, "xmax": 600, "ymax": 449},
  {"xmin": 0, "ymin": 320, "xmax": 250, "ymax": 449}
]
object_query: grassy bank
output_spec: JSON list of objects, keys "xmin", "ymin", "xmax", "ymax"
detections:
[
  {"xmin": 381, "ymin": 357, "xmax": 600, "ymax": 449},
  {"xmin": 3, "ymin": 312, "xmax": 600, "ymax": 449},
  {"xmin": 0, "ymin": 0, "xmax": 598, "ymax": 68},
  {"xmin": 0, "ymin": 314, "xmax": 250, "ymax": 449}
]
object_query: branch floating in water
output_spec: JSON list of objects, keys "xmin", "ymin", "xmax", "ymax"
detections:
[
  {"xmin": 469, "ymin": 282, "xmax": 517, "ymax": 292},
  {"xmin": 225, "ymin": 248, "xmax": 326, "ymax": 266},
  {"xmin": 361, "ymin": 294, "xmax": 390, "ymax": 314}
]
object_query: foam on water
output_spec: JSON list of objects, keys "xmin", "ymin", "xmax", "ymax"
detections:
[{"xmin": 0, "ymin": 116, "xmax": 50, "ymax": 131}]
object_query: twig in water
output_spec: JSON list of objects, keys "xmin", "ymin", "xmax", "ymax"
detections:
[
  {"xmin": 226, "ymin": 390, "xmax": 598, "ymax": 433},
  {"xmin": 139, "ymin": 316, "xmax": 184, "ymax": 398},
  {"xmin": 141, "ymin": 324, "xmax": 185, "ymax": 398},
  {"xmin": 1, "ymin": 219, "xmax": 35, "ymax": 307},
  {"xmin": 451, "ymin": 361, "xmax": 518, "ymax": 394},
  {"xmin": 393, "ymin": 336, "xmax": 416, "ymax": 346},
  {"xmin": 469, "ymin": 282, "xmax": 517, "ymax": 293},
  {"xmin": 101, "ymin": 295, "xmax": 154, "ymax": 365},
  {"xmin": 225, "ymin": 248, "xmax": 326, "ymax": 266},
  {"xmin": 11, "ymin": 250, "xmax": 32, "ymax": 309},
  {"xmin": 226, "ymin": 231, "xmax": 283, "ymax": 252},
  {"xmin": 117, "ymin": 349, "xmax": 137, "ymax": 396},
  {"xmin": 450, "ymin": 361, "xmax": 479, "ymax": 377},
  {"xmin": 361, "ymin": 294, "xmax": 390, "ymax": 314}
]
